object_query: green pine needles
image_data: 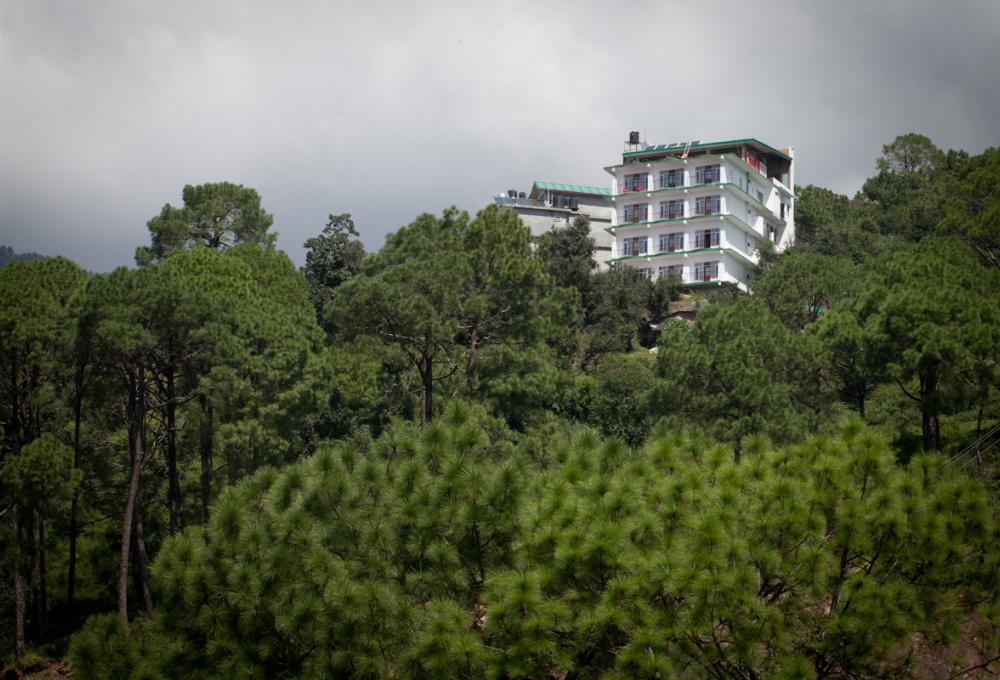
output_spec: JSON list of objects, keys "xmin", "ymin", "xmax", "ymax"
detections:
[{"xmin": 69, "ymin": 406, "xmax": 1000, "ymax": 679}]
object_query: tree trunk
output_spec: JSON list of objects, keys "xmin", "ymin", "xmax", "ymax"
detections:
[
  {"xmin": 25, "ymin": 509, "xmax": 38, "ymax": 641},
  {"xmin": 67, "ymin": 493, "xmax": 79, "ymax": 604},
  {"xmin": 919, "ymin": 370, "xmax": 941, "ymax": 451},
  {"xmin": 465, "ymin": 329, "xmax": 478, "ymax": 389},
  {"xmin": 419, "ymin": 348, "xmax": 434, "ymax": 426},
  {"xmin": 12, "ymin": 501, "xmax": 26, "ymax": 657},
  {"xmin": 7, "ymin": 351, "xmax": 22, "ymax": 459},
  {"xmin": 199, "ymin": 394, "xmax": 214, "ymax": 524},
  {"xmin": 166, "ymin": 364, "xmax": 180, "ymax": 534},
  {"xmin": 975, "ymin": 403, "xmax": 985, "ymax": 469},
  {"xmin": 131, "ymin": 503, "xmax": 154, "ymax": 615},
  {"xmin": 67, "ymin": 364, "xmax": 84, "ymax": 603},
  {"xmin": 37, "ymin": 517, "xmax": 48, "ymax": 634},
  {"xmin": 118, "ymin": 367, "xmax": 145, "ymax": 625}
]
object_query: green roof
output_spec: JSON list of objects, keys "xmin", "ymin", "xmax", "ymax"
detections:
[
  {"xmin": 622, "ymin": 138, "xmax": 791, "ymax": 163},
  {"xmin": 533, "ymin": 181, "xmax": 612, "ymax": 197}
]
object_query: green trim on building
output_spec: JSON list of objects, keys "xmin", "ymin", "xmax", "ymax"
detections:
[
  {"xmin": 532, "ymin": 181, "xmax": 612, "ymax": 196},
  {"xmin": 606, "ymin": 212, "xmax": 725, "ymax": 232},
  {"xmin": 612, "ymin": 181, "xmax": 782, "ymax": 221},
  {"xmin": 622, "ymin": 138, "xmax": 791, "ymax": 162},
  {"xmin": 608, "ymin": 246, "xmax": 727, "ymax": 264}
]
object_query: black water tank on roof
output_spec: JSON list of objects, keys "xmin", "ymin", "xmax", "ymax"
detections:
[
  {"xmin": 507, "ymin": 189, "xmax": 517, "ymax": 198},
  {"xmin": 629, "ymin": 131, "xmax": 640, "ymax": 144}
]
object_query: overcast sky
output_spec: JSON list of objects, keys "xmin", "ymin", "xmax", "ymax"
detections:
[{"xmin": 1, "ymin": 0, "xmax": 998, "ymax": 272}]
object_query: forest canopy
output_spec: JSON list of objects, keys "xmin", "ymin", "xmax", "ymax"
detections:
[{"xmin": 2, "ymin": 134, "xmax": 1000, "ymax": 678}]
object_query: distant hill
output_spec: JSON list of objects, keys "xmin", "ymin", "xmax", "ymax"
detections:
[{"xmin": 0, "ymin": 245, "xmax": 47, "ymax": 268}]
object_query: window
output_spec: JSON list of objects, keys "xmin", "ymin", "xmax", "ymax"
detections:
[
  {"xmin": 767, "ymin": 224, "xmax": 777, "ymax": 242},
  {"xmin": 694, "ymin": 228, "xmax": 720, "ymax": 248},
  {"xmin": 636, "ymin": 267, "xmax": 653, "ymax": 279},
  {"xmin": 695, "ymin": 195, "xmax": 721, "ymax": 215},
  {"xmin": 659, "ymin": 231, "xmax": 684, "ymax": 253},
  {"xmin": 622, "ymin": 203, "xmax": 648, "ymax": 223},
  {"xmin": 623, "ymin": 173, "xmax": 646, "ymax": 192},
  {"xmin": 659, "ymin": 264, "xmax": 684, "ymax": 281},
  {"xmin": 756, "ymin": 189, "xmax": 764, "ymax": 203},
  {"xmin": 622, "ymin": 236, "xmax": 648, "ymax": 256},
  {"xmin": 659, "ymin": 168, "xmax": 684, "ymax": 188},
  {"xmin": 695, "ymin": 164, "xmax": 721, "ymax": 184},
  {"xmin": 694, "ymin": 261, "xmax": 719, "ymax": 281},
  {"xmin": 659, "ymin": 199, "xmax": 684, "ymax": 219}
]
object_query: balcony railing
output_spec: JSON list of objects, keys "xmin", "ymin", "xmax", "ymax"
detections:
[
  {"xmin": 622, "ymin": 182, "xmax": 646, "ymax": 194},
  {"xmin": 657, "ymin": 176, "xmax": 684, "ymax": 189},
  {"xmin": 621, "ymin": 212, "xmax": 646, "ymax": 223},
  {"xmin": 659, "ymin": 206, "xmax": 684, "ymax": 219},
  {"xmin": 620, "ymin": 178, "xmax": 648, "ymax": 193}
]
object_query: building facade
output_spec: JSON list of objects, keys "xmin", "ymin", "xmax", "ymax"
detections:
[
  {"xmin": 606, "ymin": 138, "xmax": 794, "ymax": 290},
  {"xmin": 494, "ymin": 181, "xmax": 614, "ymax": 268}
]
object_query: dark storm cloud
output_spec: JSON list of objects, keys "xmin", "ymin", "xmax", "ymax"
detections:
[{"xmin": 1, "ymin": 0, "xmax": 998, "ymax": 271}]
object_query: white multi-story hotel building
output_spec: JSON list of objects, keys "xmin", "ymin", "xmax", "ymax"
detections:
[{"xmin": 606, "ymin": 138, "xmax": 795, "ymax": 291}]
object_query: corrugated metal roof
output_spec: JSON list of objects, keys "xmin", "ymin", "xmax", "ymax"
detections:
[
  {"xmin": 533, "ymin": 181, "xmax": 612, "ymax": 196},
  {"xmin": 622, "ymin": 138, "xmax": 792, "ymax": 162}
]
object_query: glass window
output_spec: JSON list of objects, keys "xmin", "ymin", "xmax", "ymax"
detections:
[
  {"xmin": 659, "ymin": 200, "xmax": 684, "ymax": 219},
  {"xmin": 659, "ymin": 264, "xmax": 684, "ymax": 281},
  {"xmin": 659, "ymin": 232, "xmax": 685, "ymax": 253},
  {"xmin": 622, "ymin": 236, "xmax": 648, "ymax": 256},
  {"xmin": 695, "ymin": 164, "xmax": 721, "ymax": 184},
  {"xmin": 658, "ymin": 168, "xmax": 684, "ymax": 188},
  {"xmin": 623, "ymin": 173, "xmax": 646, "ymax": 192},
  {"xmin": 622, "ymin": 203, "xmax": 648, "ymax": 223},
  {"xmin": 694, "ymin": 229, "xmax": 720, "ymax": 248},
  {"xmin": 695, "ymin": 195, "xmax": 721, "ymax": 215},
  {"xmin": 694, "ymin": 261, "xmax": 719, "ymax": 281}
]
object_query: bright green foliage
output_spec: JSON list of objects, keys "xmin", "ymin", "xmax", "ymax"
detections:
[
  {"xmin": 302, "ymin": 213, "xmax": 366, "ymax": 328},
  {"xmin": 654, "ymin": 298, "xmax": 824, "ymax": 445},
  {"xmin": 113, "ymin": 404, "xmax": 522, "ymax": 678},
  {"xmin": 136, "ymin": 183, "xmax": 276, "ymax": 265},
  {"xmin": 942, "ymin": 146, "xmax": 1000, "ymax": 268},
  {"xmin": 495, "ymin": 419, "xmax": 999, "ymax": 678},
  {"xmin": 68, "ymin": 613, "xmax": 178, "ymax": 680},
  {"xmin": 71, "ymin": 416, "xmax": 999, "ymax": 678}
]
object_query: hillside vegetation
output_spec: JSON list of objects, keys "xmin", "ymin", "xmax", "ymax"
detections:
[{"xmin": 2, "ymin": 136, "xmax": 1000, "ymax": 678}]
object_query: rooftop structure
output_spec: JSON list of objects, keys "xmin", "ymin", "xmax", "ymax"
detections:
[
  {"xmin": 606, "ymin": 136, "xmax": 795, "ymax": 291},
  {"xmin": 494, "ymin": 180, "xmax": 613, "ymax": 269}
]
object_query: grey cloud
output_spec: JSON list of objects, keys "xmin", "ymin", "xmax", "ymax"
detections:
[{"xmin": 1, "ymin": 0, "xmax": 998, "ymax": 271}]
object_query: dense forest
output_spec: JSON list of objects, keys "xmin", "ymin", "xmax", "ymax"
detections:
[{"xmin": 2, "ymin": 134, "xmax": 999, "ymax": 678}]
